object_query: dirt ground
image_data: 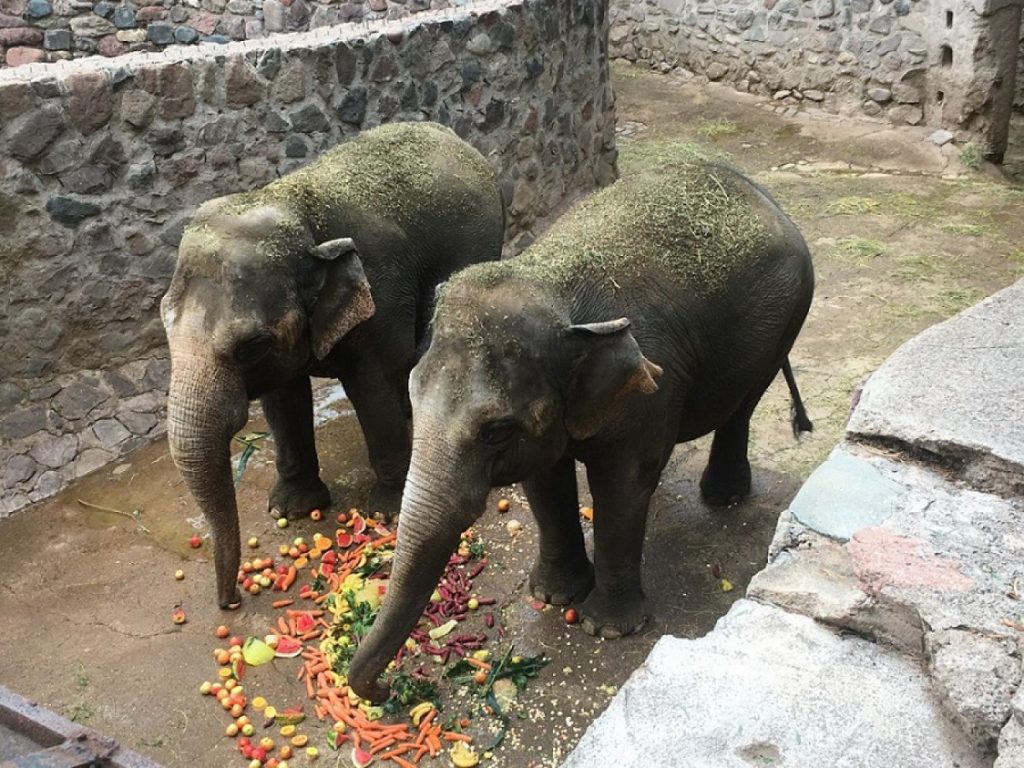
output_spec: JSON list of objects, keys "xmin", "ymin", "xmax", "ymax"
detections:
[{"xmin": 1, "ymin": 62, "xmax": 1022, "ymax": 767}]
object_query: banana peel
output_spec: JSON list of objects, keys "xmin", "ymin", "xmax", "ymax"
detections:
[
  {"xmin": 428, "ymin": 619, "xmax": 458, "ymax": 640},
  {"xmin": 449, "ymin": 741, "xmax": 480, "ymax": 767},
  {"xmin": 409, "ymin": 702, "xmax": 434, "ymax": 727}
]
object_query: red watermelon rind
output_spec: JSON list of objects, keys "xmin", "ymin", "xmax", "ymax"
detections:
[{"xmin": 275, "ymin": 636, "xmax": 303, "ymax": 658}]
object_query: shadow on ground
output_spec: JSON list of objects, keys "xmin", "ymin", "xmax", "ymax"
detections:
[{"xmin": 1, "ymin": 61, "xmax": 1022, "ymax": 767}]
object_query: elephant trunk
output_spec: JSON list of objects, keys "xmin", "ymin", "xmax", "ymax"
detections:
[
  {"xmin": 167, "ymin": 350, "xmax": 249, "ymax": 608},
  {"xmin": 348, "ymin": 440, "xmax": 483, "ymax": 702}
]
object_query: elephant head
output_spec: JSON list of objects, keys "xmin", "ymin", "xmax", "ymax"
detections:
[
  {"xmin": 161, "ymin": 198, "xmax": 374, "ymax": 608},
  {"xmin": 347, "ymin": 280, "xmax": 661, "ymax": 701}
]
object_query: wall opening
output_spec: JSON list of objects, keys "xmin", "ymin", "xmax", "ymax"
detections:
[
  {"xmin": 946, "ymin": 10, "xmax": 953, "ymax": 28},
  {"xmin": 941, "ymin": 45, "xmax": 953, "ymax": 67},
  {"xmin": 937, "ymin": 90, "xmax": 945, "ymax": 103}
]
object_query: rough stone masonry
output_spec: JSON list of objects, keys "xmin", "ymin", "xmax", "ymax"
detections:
[
  {"xmin": 610, "ymin": 0, "xmax": 1024, "ymax": 161},
  {"xmin": 0, "ymin": 0, "xmax": 467, "ymax": 68},
  {"xmin": 0, "ymin": 0, "xmax": 618, "ymax": 515}
]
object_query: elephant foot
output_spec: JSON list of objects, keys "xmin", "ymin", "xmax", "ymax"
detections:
[
  {"xmin": 579, "ymin": 588, "xmax": 649, "ymax": 640},
  {"xmin": 269, "ymin": 475, "xmax": 332, "ymax": 520},
  {"xmin": 530, "ymin": 557, "xmax": 595, "ymax": 606},
  {"xmin": 699, "ymin": 462, "xmax": 751, "ymax": 508},
  {"xmin": 220, "ymin": 587, "xmax": 243, "ymax": 611},
  {"xmin": 366, "ymin": 482, "xmax": 403, "ymax": 524}
]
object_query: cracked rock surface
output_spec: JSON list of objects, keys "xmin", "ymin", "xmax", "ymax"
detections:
[{"xmin": 568, "ymin": 278, "xmax": 1024, "ymax": 767}]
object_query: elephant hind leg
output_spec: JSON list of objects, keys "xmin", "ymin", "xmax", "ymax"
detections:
[{"xmin": 699, "ymin": 404, "xmax": 755, "ymax": 507}]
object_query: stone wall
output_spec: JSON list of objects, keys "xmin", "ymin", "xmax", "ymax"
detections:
[
  {"xmin": 0, "ymin": 0, "xmax": 465, "ymax": 68},
  {"xmin": 0, "ymin": 0, "xmax": 617, "ymax": 516},
  {"xmin": 610, "ymin": 0, "xmax": 1023, "ymax": 158}
]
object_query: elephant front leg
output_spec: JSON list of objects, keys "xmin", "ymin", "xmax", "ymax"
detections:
[
  {"xmin": 524, "ymin": 453, "xmax": 594, "ymax": 605},
  {"xmin": 578, "ymin": 456, "xmax": 660, "ymax": 639},
  {"xmin": 262, "ymin": 376, "xmax": 332, "ymax": 520}
]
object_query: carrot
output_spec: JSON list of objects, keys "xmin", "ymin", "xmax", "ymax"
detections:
[
  {"xmin": 443, "ymin": 732, "xmax": 473, "ymax": 743},
  {"xmin": 277, "ymin": 617, "xmax": 290, "ymax": 635},
  {"xmin": 378, "ymin": 745, "xmax": 414, "ymax": 759},
  {"xmin": 314, "ymin": 703, "xmax": 326, "ymax": 720},
  {"xmin": 464, "ymin": 657, "xmax": 492, "ymax": 671},
  {"xmin": 287, "ymin": 609, "xmax": 324, "ymax": 618},
  {"xmin": 271, "ymin": 599, "xmax": 294, "ymax": 609},
  {"xmin": 391, "ymin": 757, "xmax": 417, "ymax": 768},
  {"xmin": 314, "ymin": 593, "xmax": 330, "ymax": 604},
  {"xmin": 304, "ymin": 673, "xmax": 315, "ymax": 699},
  {"xmin": 297, "ymin": 666, "xmax": 306, "ymax": 680},
  {"xmin": 413, "ymin": 744, "xmax": 428, "ymax": 762},
  {"xmin": 281, "ymin": 565, "xmax": 298, "ymax": 590},
  {"xmin": 370, "ymin": 737, "xmax": 397, "ymax": 755},
  {"xmin": 300, "ymin": 629, "xmax": 321, "ymax": 641},
  {"xmin": 415, "ymin": 709, "xmax": 436, "ymax": 736}
]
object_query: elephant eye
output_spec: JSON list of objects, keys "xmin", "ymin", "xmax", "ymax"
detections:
[
  {"xmin": 235, "ymin": 332, "xmax": 274, "ymax": 366},
  {"xmin": 479, "ymin": 418, "xmax": 519, "ymax": 446}
]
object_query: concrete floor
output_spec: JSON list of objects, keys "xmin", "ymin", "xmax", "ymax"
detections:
[{"xmin": 1, "ymin": 62, "xmax": 1022, "ymax": 767}]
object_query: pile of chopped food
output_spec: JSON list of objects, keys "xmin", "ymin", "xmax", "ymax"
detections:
[{"xmin": 198, "ymin": 507, "xmax": 548, "ymax": 768}]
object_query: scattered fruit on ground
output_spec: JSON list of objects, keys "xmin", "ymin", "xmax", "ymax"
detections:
[
  {"xmin": 189, "ymin": 534, "xmax": 202, "ymax": 548},
  {"xmin": 564, "ymin": 608, "xmax": 579, "ymax": 625},
  {"xmin": 193, "ymin": 508, "xmax": 549, "ymax": 767},
  {"xmin": 496, "ymin": 498, "xmax": 510, "ymax": 513},
  {"xmin": 174, "ymin": 569, "xmax": 185, "ymax": 580}
]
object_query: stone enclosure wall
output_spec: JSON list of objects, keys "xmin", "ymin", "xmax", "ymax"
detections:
[
  {"xmin": 0, "ymin": 0, "xmax": 464, "ymax": 68},
  {"xmin": 611, "ymin": 0, "xmax": 1023, "ymax": 159},
  {"xmin": 0, "ymin": 0, "xmax": 617, "ymax": 515}
]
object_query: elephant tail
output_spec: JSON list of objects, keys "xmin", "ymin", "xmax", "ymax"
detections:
[{"xmin": 782, "ymin": 358, "xmax": 813, "ymax": 437}]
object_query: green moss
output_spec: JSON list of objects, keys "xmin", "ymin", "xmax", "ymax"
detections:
[
  {"xmin": 825, "ymin": 196, "xmax": 881, "ymax": 215},
  {"xmin": 835, "ymin": 237, "xmax": 887, "ymax": 262},
  {"xmin": 696, "ymin": 119, "xmax": 740, "ymax": 138},
  {"xmin": 939, "ymin": 222, "xmax": 989, "ymax": 237},
  {"xmin": 958, "ymin": 142, "xmax": 985, "ymax": 171},
  {"xmin": 182, "ymin": 122, "xmax": 493, "ymax": 261},
  {"xmin": 437, "ymin": 163, "xmax": 771, "ymax": 331}
]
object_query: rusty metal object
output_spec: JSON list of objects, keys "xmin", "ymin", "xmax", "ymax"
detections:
[{"xmin": 0, "ymin": 686, "xmax": 159, "ymax": 768}]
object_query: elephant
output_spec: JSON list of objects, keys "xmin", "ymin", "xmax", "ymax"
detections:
[
  {"xmin": 160, "ymin": 122, "xmax": 505, "ymax": 609},
  {"xmin": 347, "ymin": 161, "xmax": 814, "ymax": 702}
]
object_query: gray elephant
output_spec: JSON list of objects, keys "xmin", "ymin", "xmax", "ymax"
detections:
[
  {"xmin": 161, "ymin": 122, "xmax": 504, "ymax": 609},
  {"xmin": 347, "ymin": 161, "xmax": 814, "ymax": 701}
]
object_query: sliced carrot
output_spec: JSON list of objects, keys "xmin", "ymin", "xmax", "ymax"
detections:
[
  {"xmin": 304, "ymin": 673, "xmax": 315, "ymax": 699},
  {"xmin": 378, "ymin": 745, "xmax": 414, "ymax": 759},
  {"xmin": 369, "ymin": 737, "xmax": 397, "ymax": 755}
]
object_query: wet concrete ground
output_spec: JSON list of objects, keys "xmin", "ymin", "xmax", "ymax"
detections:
[{"xmin": 2, "ymin": 63, "xmax": 1023, "ymax": 767}]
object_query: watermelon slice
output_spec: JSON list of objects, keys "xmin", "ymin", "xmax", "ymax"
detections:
[{"xmin": 275, "ymin": 635, "xmax": 303, "ymax": 658}]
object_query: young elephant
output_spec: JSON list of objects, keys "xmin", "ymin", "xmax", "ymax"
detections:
[
  {"xmin": 347, "ymin": 161, "xmax": 814, "ymax": 701},
  {"xmin": 161, "ymin": 122, "xmax": 504, "ymax": 609}
]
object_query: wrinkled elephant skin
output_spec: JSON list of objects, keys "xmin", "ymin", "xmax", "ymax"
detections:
[{"xmin": 161, "ymin": 123, "xmax": 504, "ymax": 609}]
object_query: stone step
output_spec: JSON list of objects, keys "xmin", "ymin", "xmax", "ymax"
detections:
[{"xmin": 562, "ymin": 600, "xmax": 986, "ymax": 768}]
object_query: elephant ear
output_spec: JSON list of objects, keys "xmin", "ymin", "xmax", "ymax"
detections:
[
  {"xmin": 564, "ymin": 318, "xmax": 663, "ymax": 441},
  {"xmin": 308, "ymin": 238, "xmax": 376, "ymax": 360}
]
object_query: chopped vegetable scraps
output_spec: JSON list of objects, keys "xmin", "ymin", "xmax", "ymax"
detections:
[{"xmin": 198, "ymin": 511, "xmax": 548, "ymax": 766}]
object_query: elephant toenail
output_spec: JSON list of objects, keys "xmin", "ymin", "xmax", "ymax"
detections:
[{"xmin": 270, "ymin": 507, "xmax": 281, "ymax": 519}]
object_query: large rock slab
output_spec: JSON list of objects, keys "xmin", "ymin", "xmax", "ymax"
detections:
[
  {"xmin": 562, "ymin": 600, "xmax": 985, "ymax": 768},
  {"xmin": 847, "ymin": 278, "xmax": 1024, "ymax": 494}
]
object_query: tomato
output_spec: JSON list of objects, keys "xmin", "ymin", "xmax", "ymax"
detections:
[{"xmin": 564, "ymin": 608, "xmax": 579, "ymax": 625}]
